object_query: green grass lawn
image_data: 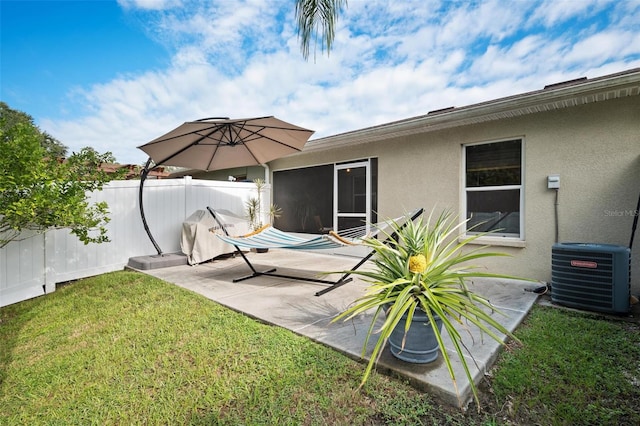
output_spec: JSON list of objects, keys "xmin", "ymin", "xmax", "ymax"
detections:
[{"xmin": 1, "ymin": 271, "xmax": 639, "ymax": 425}]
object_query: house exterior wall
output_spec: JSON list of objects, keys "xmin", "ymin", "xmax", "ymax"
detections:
[{"xmin": 270, "ymin": 95, "xmax": 640, "ymax": 290}]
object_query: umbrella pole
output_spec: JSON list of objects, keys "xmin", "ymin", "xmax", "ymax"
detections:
[{"xmin": 139, "ymin": 158, "xmax": 164, "ymax": 255}]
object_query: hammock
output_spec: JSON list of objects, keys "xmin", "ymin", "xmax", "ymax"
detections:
[
  {"xmin": 207, "ymin": 207, "xmax": 423, "ymax": 296},
  {"xmin": 216, "ymin": 223, "xmax": 368, "ymax": 250}
]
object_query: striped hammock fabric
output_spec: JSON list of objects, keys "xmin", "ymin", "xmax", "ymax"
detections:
[
  {"xmin": 215, "ymin": 208, "xmax": 423, "ymax": 251},
  {"xmin": 216, "ymin": 225, "xmax": 357, "ymax": 250}
]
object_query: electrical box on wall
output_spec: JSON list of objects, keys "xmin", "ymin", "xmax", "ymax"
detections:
[{"xmin": 548, "ymin": 174, "xmax": 560, "ymax": 189}]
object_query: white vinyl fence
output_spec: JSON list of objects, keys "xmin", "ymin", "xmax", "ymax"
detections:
[{"xmin": 0, "ymin": 177, "xmax": 258, "ymax": 307}]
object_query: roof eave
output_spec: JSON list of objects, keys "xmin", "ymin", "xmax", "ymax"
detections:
[{"xmin": 302, "ymin": 68, "xmax": 640, "ymax": 153}]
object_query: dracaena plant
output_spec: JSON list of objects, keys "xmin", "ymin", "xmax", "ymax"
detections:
[{"xmin": 332, "ymin": 208, "xmax": 530, "ymax": 409}]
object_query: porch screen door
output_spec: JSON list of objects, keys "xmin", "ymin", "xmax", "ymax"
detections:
[{"xmin": 335, "ymin": 160, "xmax": 371, "ymax": 237}]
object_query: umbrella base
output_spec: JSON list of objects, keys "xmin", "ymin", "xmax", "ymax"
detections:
[{"xmin": 126, "ymin": 253, "xmax": 188, "ymax": 270}]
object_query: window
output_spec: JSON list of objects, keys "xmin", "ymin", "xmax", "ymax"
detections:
[{"xmin": 464, "ymin": 139, "xmax": 522, "ymax": 238}]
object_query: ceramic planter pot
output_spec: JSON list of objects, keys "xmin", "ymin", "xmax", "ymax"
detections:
[{"xmin": 386, "ymin": 306, "xmax": 443, "ymax": 363}]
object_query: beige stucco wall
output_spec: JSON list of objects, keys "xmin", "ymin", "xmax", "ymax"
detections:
[{"xmin": 270, "ymin": 95, "xmax": 640, "ymax": 291}]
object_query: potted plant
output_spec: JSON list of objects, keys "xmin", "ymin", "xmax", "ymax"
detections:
[
  {"xmin": 245, "ymin": 178, "xmax": 265, "ymax": 232},
  {"xmin": 332, "ymin": 208, "xmax": 530, "ymax": 409},
  {"xmin": 268, "ymin": 202, "xmax": 283, "ymax": 225},
  {"xmin": 245, "ymin": 178, "xmax": 282, "ymax": 252}
]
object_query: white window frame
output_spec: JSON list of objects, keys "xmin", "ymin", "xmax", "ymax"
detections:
[{"xmin": 462, "ymin": 138, "xmax": 525, "ymax": 245}]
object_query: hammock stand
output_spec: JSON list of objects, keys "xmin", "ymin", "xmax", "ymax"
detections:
[{"xmin": 207, "ymin": 207, "xmax": 424, "ymax": 296}]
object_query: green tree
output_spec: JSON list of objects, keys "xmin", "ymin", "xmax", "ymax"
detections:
[
  {"xmin": 0, "ymin": 102, "xmax": 68, "ymax": 158},
  {"xmin": 41, "ymin": 131, "xmax": 68, "ymax": 158},
  {"xmin": 0, "ymin": 104, "xmax": 118, "ymax": 248},
  {"xmin": 295, "ymin": 0, "xmax": 347, "ymax": 60}
]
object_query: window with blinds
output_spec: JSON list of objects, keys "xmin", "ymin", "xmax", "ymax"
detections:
[{"xmin": 464, "ymin": 139, "xmax": 523, "ymax": 238}]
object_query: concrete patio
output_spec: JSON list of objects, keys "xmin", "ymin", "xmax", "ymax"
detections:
[{"xmin": 136, "ymin": 249, "xmax": 540, "ymax": 408}]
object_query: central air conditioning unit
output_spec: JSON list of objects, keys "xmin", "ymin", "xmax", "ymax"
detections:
[{"xmin": 551, "ymin": 242, "xmax": 631, "ymax": 314}]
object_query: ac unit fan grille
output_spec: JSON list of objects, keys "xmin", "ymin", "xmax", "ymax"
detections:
[{"xmin": 552, "ymin": 250, "xmax": 613, "ymax": 309}]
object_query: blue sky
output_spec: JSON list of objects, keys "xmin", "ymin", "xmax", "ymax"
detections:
[{"xmin": 2, "ymin": 0, "xmax": 639, "ymax": 164}]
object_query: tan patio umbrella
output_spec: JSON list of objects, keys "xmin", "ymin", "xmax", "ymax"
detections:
[
  {"xmin": 138, "ymin": 116, "xmax": 314, "ymax": 171},
  {"xmin": 137, "ymin": 116, "xmax": 315, "ymax": 255}
]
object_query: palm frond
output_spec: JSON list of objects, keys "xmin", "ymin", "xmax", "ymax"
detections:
[{"xmin": 295, "ymin": 0, "xmax": 347, "ymax": 60}]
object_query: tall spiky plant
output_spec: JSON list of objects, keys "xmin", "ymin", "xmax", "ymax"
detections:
[{"xmin": 332, "ymin": 208, "xmax": 532, "ymax": 410}]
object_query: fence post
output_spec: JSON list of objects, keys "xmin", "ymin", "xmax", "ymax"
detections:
[
  {"xmin": 44, "ymin": 231, "xmax": 56, "ymax": 294},
  {"xmin": 184, "ymin": 175, "xmax": 193, "ymax": 219}
]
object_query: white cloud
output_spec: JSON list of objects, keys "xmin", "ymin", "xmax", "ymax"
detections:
[
  {"xmin": 565, "ymin": 30, "xmax": 640, "ymax": 65},
  {"xmin": 37, "ymin": 1, "xmax": 640, "ymax": 164},
  {"xmin": 531, "ymin": 0, "xmax": 615, "ymax": 27},
  {"xmin": 117, "ymin": 0, "xmax": 182, "ymax": 11}
]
